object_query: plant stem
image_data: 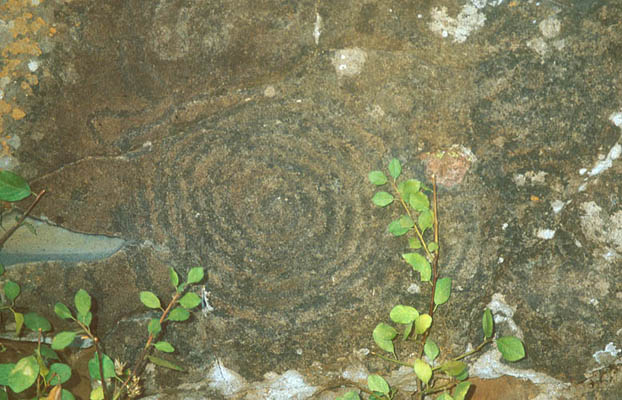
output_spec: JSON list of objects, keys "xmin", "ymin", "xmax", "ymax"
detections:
[
  {"xmin": 391, "ymin": 181, "xmax": 432, "ymax": 259},
  {"xmin": 0, "ymin": 189, "xmax": 46, "ymax": 248},
  {"xmin": 371, "ymin": 351, "xmax": 413, "ymax": 368},
  {"xmin": 452, "ymin": 338, "xmax": 494, "ymax": 362},
  {"xmin": 94, "ymin": 337, "xmax": 110, "ymax": 400},
  {"xmin": 118, "ymin": 291, "xmax": 182, "ymax": 398}
]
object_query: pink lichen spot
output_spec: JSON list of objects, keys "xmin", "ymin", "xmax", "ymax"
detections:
[{"xmin": 419, "ymin": 145, "xmax": 476, "ymax": 187}]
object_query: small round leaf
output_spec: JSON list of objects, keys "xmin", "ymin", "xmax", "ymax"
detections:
[
  {"xmin": 154, "ymin": 341, "xmax": 175, "ymax": 353},
  {"xmin": 3, "ymin": 280, "xmax": 20, "ymax": 302},
  {"xmin": 389, "ymin": 305, "xmax": 419, "ymax": 324},
  {"xmin": 140, "ymin": 291, "xmax": 161, "ymax": 309},
  {"xmin": 434, "ymin": 277, "xmax": 452, "ymax": 306},
  {"xmin": 179, "ymin": 292, "xmax": 201, "ymax": 309},
  {"xmin": 23, "ymin": 312, "xmax": 51, "ymax": 332},
  {"xmin": 169, "ymin": 267, "xmax": 179, "ymax": 289},
  {"xmin": 388, "ymin": 158, "xmax": 401, "ymax": 179},
  {"xmin": 148, "ymin": 319, "xmax": 162, "ymax": 336},
  {"xmin": 8, "ymin": 356, "xmax": 38, "ymax": 393},
  {"xmin": 367, "ymin": 374, "xmax": 390, "ymax": 394},
  {"xmin": 413, "ymin": 359, "xmax": 432, "ymax": 386},
  {"xmin": 54, "ymin": 302, "xmax": 73, "ymax": 320},
  {"xmin": 424, "ymin": 339, "xmax": 439, "ymax": 361},
  {"xmin": 74, "ymin": 289, "xmax": 91, "ymax": 316},
  {"xmin": 368, "ymin": 171, "xmax": 387, "ymax": 185},
  {"xmin": 51, "ymin": 332, "xmax": 76, "ymax": 350},
  {"xmin": 167, "ymin": 307, "xmax": 190, "ymax": 322},
  {"xmin": 46, "ymin": 363, "xmax": 72, "ymax": 385},
  {"xmin": 0, "ymin": 171, "xmax": 31, "ymax": 202},
  {"xmin": 372, "ymin": 191, "xmax": 394, "ymax": 207},
  {"xmin": 415, "ymin": 314, "xmax": 432, "ymax": 335},
  {"xmin": 88, "ymin": 353, "xmax": 116, "ymax": 380},
  {"xmin": 497, "ymin": 336, "xmax": 525, "ymax": 362},
  {"xmin": 482, "ymin": 309, "xmax": 493, "ymax": 338},
  {"xmin": 186, "ymin": 267, "xmax": 204, "ymax": 284}
]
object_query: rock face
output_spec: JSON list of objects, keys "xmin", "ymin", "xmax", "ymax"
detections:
[{"xmin": 2, "ymin": 0, "xmax": 622, "ymax": 398}]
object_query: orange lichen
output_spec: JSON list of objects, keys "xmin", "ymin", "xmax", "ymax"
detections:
[{"xmin": 0, "ymin": 0, "xmax": 53, "ymax": 138}]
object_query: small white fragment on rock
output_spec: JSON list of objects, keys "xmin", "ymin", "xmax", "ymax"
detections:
[
  {"xmin": 407, "ymin": 282, "xmax": 420, "ymax": 294},
  {"xmin": 539, "ymin": 16, "xmax": 561, "ymax": 39},
  {"xmin": 537, "ymin": 229, "xmax": 556, "ymax": 239},
  {"xmin": 579, "ymin": 168, "xmax": 587, "ymax": 175},
  {"xmin": 332, "ymin": 48, "xmax": 367, "ymax": 77},
  {"xmin": 551, "ymin": 200, "xmax": 565, "ymax": 214},
  {"xmin": 588, "ymin": 143, "xmax": 621, "ymax": 176},
  {"xmin": 313, "ymin": 13, "xmax": 322, "ymax": 45},
  {"xmin": 593, "ymin": 342, "xmax": 620, "ymax": 366},
  {"xmin": 28, "ymin": 60, "xmax": 39, "ymax": 72},
  {"xmin": 264, "ymin": 85, "xmax": 276, "ymax": 98},
  {"xmin": 208, "ymin": 359, "xmax": 247, "ymax": 396},
  {"xmin": 609, "ymin": 111, "xmax": 622, "ymax": 127}
]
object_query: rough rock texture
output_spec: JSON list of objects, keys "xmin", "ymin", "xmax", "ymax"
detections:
[{"xmin": 1, "ymin": 0, "xmax": 622, "ymax": 398}]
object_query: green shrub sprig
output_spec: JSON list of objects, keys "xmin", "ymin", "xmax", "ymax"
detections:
[{"xmin": 338, "ymin": 158, "xmax": 525, "ymax": 400}]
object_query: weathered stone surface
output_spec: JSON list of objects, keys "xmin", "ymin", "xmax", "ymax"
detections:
[{"xmin": 2, "ymin": 0, "xmax": 622, "ymax": 398}]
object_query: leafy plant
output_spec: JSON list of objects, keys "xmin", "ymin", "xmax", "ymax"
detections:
[
  {"xmin": 338, "ymin": 158, "xmax": 525, "ymax": 400},
  {"xmin": 0, "ymin": 266, "xmax": 204, "ymax": 400},
  {"xmin": 0, "ymin": 170, "xmax": 46, "ymax": 249}
]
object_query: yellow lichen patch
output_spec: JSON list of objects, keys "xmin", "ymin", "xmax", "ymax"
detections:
[
  {"xmin": 0, "ymin": 0, "xmax": 52, "ymax": 137},
  {"xmin": 0, "ymin": 101, "xmax": 12, "ymax": 115},
  {"xmin": 2, "ymin": 38, "xmax": 43, "ymax": 57},
  {"xmin": 11, "ymin": 108, "xmax": 26, "ymax": 120}
]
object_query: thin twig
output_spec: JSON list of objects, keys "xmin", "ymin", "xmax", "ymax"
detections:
[{"xmin": 0, "ymin": 189, "xmax": 46, "ymax": 248}]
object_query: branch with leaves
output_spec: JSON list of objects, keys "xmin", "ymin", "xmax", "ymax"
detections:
[{"xmin": 337, "ymin": 158, "xmax": 525, "ymax": 400}]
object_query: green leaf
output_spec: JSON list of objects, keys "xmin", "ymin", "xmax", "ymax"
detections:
[
  {"xmin": 179, "ymin": 292, "xmax": 201, "ymax": 309},
  {"xmin": 453, "ymin": 381, "xmax": 471, "ymax": 400},
  {"xmin": 0, "ymin": 390, "xmax": 6, "ymax": 400},
  {"xmin": 154, "ymin": 341, "xmax": 175, "ymax": 353},
  {"xmin": 388, "ymin": 158, "xmax": 401, "ymax": 179},
  {"xmin": 140, "ymin": 291, "xmax": 161, "ymax": 309},
  {"xmin": 424, "ymin": 339, "xmax": 439, "ymax": 361},
  {"xmin": 497, "ymin": 336, "xmax": 525, "ymax": 362},
  {"xmin": 167, "ymin": 307, "xmax": 190, "ymax": 322},
  {"xmin": 367, "ymin": 374, "xmax": 390, "ymax": 394},
  {"xmin": 78, "ymin": 311, "xmax": 92, "ymax": 327},
  {"xmin": 0, "ymin": 363, "xmax": 15, "ymax": 386},
  {"xmin": 46, "ymin": 363, "xmax": 72, "ymax": 385},
  {"xmin": 418, "ymin": 209, "xmax": 433, "ymax": 232},
  {"xmin": 0, "ymin": 171, "xmax": 31, "ymax": 202},
  {"xmin": 434, "ymin": 277, "xmax": 452, "ymax": 306},
  {"xmin": 409, "ymin": 192, "xmax": 429, "ymax": 212},
  {"xmin": 3, "ymin": 280, "xmax": 20, "ymax": 301},
  {"xmin": 368, "ymin": 171, "xmax": 387, "ymax": 185},
  {"xmin": 335, "ymin": 391, "xmax": 360, "ymax": 400},
  {"xmin": 413, "ymin": 359, "xmax": 432, "ymax": 386},
  {"xmin": 397, "ymin": 179, "xmax": 421, "ymax": 200},
  {"xmin": 74, "ymin": 289, "xmax": 91, "ymax": 316},
  {"xmin": 402, "ymin": 322, "xmax": 413, "ymax": 340},
  {"xmin": 147, "ymin": 355, "xmax": 184, "ymax": 371},
  {"xmin": 482, "ymin": 309, "xmax": 493, "ymax": 339},
  {"xmin": 415, "ymin": 314, "xmax": 432, "ymax": 335},
  {"xmin": 388, "ymin": 219, "xmax": 410, "ymax": 236},
  {"xmin": 441, "ymin": 360, "xmax": 467, "ymax": 377},
  {"xmin": 372, "ymin": 191, "xmax": 394, "ymax": 207},
  {"xmin": 186, "ymin": 267, "xmax": 204, "ymax": 284},
  {"xmin": 389, "ymin": 305, "xmax": 419, "ymax": 324},
  {"xmin": 54, "ymin": 302, "xmax": 73, "ymax": 320},
  {"xmin": 90, "ymin": 386, "xmax": 104, "ymax": 400},
  {"xmin": 51, "ymin": 332, "xmax": 77, "ymax": 350},
  {"xmin": 23, "ymin": 312, "xmax": 51, "ymax": 332},
  {"xmin": 408, "ymin": 237, "xmax": 422, "ymax": 249},
  {"xmin": 88, "ymin": 353, "xmax": 116, "ymax": 380},
  {"xmin": 8, "ymin": 355, "xmax": 38, "ymax": 393},
  {"xmin": 437, "ymin": 394, "xmax": 453, "ymax": 400},
  {"xmin": 148, "ymin": 319, "xmax": 161, "ymax": 336},
  {"xmin": 373, "ymin": 323, "xmax": 397, "ymax": 354},
  {"xmin": 61, "ymin": 389, "xmax": 76, "ymax": 400},
  {"xmin": 169, "ymin": 267, "xmax": 179, "ymax": 289},
  {"xmin": 402, "ymin": 253, "xmax": 431, "ymax": 281},
  {"xmin": 428, "ymin": 241, "xmax": 438, "ymax": 252},
  {"xmin": 39, "ymin": 345, "xmax": 60, "ymax": 361},
  {"xmin": 13, "ymin": 311, "xmax": 24, "ymax": 336}
]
